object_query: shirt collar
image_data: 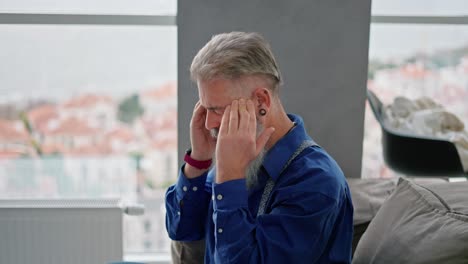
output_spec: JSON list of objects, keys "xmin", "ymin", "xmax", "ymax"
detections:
[{"xmin": 262, "ymin": 114, "xmax": 315, "ymax": 181}]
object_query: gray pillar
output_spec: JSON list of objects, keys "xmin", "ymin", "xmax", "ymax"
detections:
[{"xmin": 178, "ymin": 0, "xmax": 372, "ymax": 178}]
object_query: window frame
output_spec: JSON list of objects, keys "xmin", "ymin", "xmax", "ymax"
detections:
[
  {"xmin": 372, "ymin": 15, "xmax": 468, "ymax": 25},
  {"xmin": 0, "ymin": 12, "xmax": 176, "ymax": 25}
]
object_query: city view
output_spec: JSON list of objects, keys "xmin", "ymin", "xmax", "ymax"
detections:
[{"xmin": 0, "ymin": 81, "xmax": 177, "ymax": 253}]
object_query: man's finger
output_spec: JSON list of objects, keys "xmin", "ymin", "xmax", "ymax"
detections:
[
  {"xmin": 194, "ymin": 100, "xmax": 203, "ymax": 110},
  {"xmin": 193, "ymin": 101, "xmax": 205, "ymax": 115},
  {"xmin": 191, "ymin": 101, "xmax": 206, "ymax": 125},
  {"xmin": 238, "ymin": 99, "xmax": 249, "ymax": 132},
  {"xmin": 229, "ymin": 100, "xmax": 239, "ymax": 133},
  {"xmin": 246, "ymin": 99, "xmax": 256, "ymax": 134},
  {"xmin": 256, "ymin": 127, "xmax": 275, "ymax": 156},
  {"xmin": 219, "ymin": 105, "xmax": 231, "ymax": 135}
]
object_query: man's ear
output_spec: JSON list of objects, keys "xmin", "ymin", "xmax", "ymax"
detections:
[{"xmin": 252, "ymin": 87, "xmax": 271, "ymax": 111}]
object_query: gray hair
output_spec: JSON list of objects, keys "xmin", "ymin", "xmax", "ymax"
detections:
[{"xmin": 190, "ymin": 32, "xmax": 282, "ymax": 93}]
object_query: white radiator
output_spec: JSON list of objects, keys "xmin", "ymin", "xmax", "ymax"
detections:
[{"xmin": 0, "ymin": 199, "xmax": 144, "ymax": 264}]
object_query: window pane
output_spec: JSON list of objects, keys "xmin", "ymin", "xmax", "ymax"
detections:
[
  {"xmin": 0, "ymin": 0, "xmax": 176, "ymax": 15},
  {"xmin": 362, "ymin": 24, "xmax": 468, "ymax": 178},
  {"xmin": 0, "ymin": 24, "xmax": 177, "ymax": 254},
  {"xmin": 372, "ymin": 0, "xmax": 468, "ymax": 16}
]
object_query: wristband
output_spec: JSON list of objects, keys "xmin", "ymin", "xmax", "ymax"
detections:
[{"xmin": 184, "ymin": 148, "xmax": 212, "ymax": 170}]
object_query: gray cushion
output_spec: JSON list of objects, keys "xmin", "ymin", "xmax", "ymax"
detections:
[
  {"xmin": 423, "ymin": 181, "xmax": 468, "ymax": 215},
  {"xmin": 348, "ymin": 178, "xmax": 397, "ymax": 225},
  {"xmin": 353, "ymin": 178, "xmax": 468, "ymax": 264}
]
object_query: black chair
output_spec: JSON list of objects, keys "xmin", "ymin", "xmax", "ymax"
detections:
[{"xmin": 366, "ymin": 90, "xmax": 467, "ymax": 177}]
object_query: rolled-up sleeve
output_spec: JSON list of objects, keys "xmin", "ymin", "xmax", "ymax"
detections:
[{"xmin": 165, "ymin": 165, "xmax": 211, "ymax": 241}]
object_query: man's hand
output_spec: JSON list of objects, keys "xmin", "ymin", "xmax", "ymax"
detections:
[
  {"xmin": 185, "ymin": 101, "xmax": 216, "ymax": 178},
  {"xmin": 215, "ymin": 99, "xmax": 275, "ymax": 183}
]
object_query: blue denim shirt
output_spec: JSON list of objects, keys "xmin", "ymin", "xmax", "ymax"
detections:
[{"xmin": 166, "ymin": 114, "xmax": 354, "ymax": 263}]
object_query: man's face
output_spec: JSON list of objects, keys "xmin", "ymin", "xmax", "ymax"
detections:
[
  {"xmin": 198, "ymin": 78, "xmax": 241, "ymax": 139},
  {"xmin": 198, "ymin": 78, "xmax": 266, "ymax": 188}
]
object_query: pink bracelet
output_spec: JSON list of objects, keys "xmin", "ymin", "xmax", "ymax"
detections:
[{"xmin": 184, "ymin": 149, "xmax": 212, "ymax": 169}]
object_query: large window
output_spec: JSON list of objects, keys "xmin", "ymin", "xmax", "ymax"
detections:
[
  {"xmin": 0, "ymin": 2, "xmax": 177, "ymax": 260},
  {"xmin": 362, "ymin": 0, "xmax": 468, "ymax": 178}
]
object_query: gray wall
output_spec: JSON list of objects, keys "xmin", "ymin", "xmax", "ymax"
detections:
[{"xmin": 178, "ymin": 0, "xmax": 372, "ymax": 178}]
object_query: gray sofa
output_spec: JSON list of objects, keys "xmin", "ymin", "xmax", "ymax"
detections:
[
  {"xmin": 350, "ymin": 178, "xmax": 468, "ymax": 264},
  {"xmin": 170, "ymin": 177, "xmax": 468, "ymax": 264}
]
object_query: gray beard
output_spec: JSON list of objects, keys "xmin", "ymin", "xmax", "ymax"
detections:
[
  {"xmin": 210, "ymin": 122, "xmax": 266, "ymax": 189},
  {"xmin": 245, "ymin": 148, "xmax": 266, "ymax": 189}
]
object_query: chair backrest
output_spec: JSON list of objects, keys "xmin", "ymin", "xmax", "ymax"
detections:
[
  {"xmin": 366, "ymin": 90, "xmax": 466, "ymax": 177},
  {"xmin": 366, "ymin": 90, "xmax": 385, "ymax": 125}
]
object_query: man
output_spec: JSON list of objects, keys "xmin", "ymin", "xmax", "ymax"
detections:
[{"xmin": 166, "ymin": 31, "xmax": 353, "ymax": 263}]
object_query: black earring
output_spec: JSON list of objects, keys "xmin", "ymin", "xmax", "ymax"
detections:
[{"xmin": 259, "ymin": 109, "xmax": 267, "ymax": 116}]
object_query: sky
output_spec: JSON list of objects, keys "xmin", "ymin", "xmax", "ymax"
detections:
[
  {"xmin": 369, "ymin": 24, "xmax": 468, "ymax": 61},
  {"xmin": 0, "ymin": 0, "xmax": 177, "ymax": 103},
  {"xmin": 0, "ymin": 25, "xmax": 177, "ymax": 102},
  {"xmin": 369, "ymin": 0, "xmax": 468, "ymax": 61},
  {"xmin": 0, "ymin": 0, "xmax": 467, "ymax": 102}
]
